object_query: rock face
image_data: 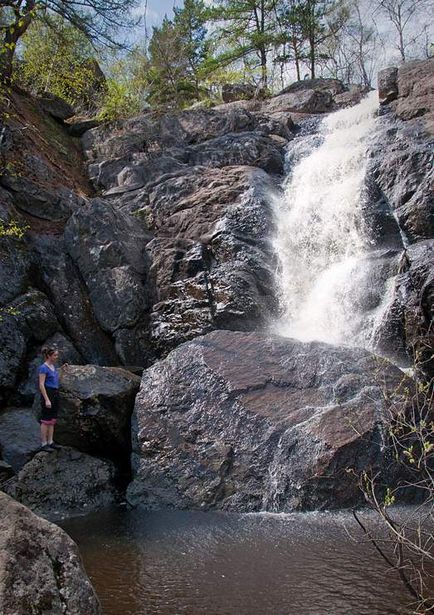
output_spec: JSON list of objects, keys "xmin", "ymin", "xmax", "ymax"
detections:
[
  {"xmin": 367, "ymin": 58, "xmax": 434, "ymax": 364},
  {"xmin": 0, "ymin": 491, "xmax": 101, "ymax": 615},
  {"xmin": 45, "ymin": 365, "xmax": 141, "ymax": 462},
  {"xmin": 128, "ymin": 330, "xmax": 405, "ymax": 512},
  {"xmin": 4, "ymin": 446, "xmax": 118, "ymax": 519}
]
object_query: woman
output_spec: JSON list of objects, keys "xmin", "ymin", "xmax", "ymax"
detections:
[{"xmin": 38, "ymin": 346, "xmax": 61, "ymax": 452}]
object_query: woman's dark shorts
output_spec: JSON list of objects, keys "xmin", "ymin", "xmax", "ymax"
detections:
[{"xmin": 40, "ymin": 387, "xmax": 59, "ymax": 425}]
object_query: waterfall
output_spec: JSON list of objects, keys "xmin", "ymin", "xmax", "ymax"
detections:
[{"xmin": 273, "ymin": 92, "xmax": 390, "ymax": 348}]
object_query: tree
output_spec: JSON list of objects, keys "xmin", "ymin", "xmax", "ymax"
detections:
[
  {"xmin": 18, "ymin": 16, "xmax": 105, "ymax": 110},
  {"xmin": 322, "ymin": 0, "xmax": 379, "ymax": 86},
  {"xmin": 0, "ymin": 0, "xmax": 139, "ymax": 85},
  {"xmin": 146, "ymin": 2, "xmax": 209, "ymax": 110},
  {"xmin": 275, "ymin": 0, "xmax": 309, "ymax": 81},
  {"xmin": 376, "ymin": 0, "xmax": 434, "ymax": 62},
  {"xmin": 209, "ymin": 0, "xmax": 279, "ymax": 89},
  {"xmin": 353, "ymin": 333, "xmax": 434, "ymax": 613},
  {"xmin": 173, "ymin": 0, "xmax": 209, "ymax": 100}
]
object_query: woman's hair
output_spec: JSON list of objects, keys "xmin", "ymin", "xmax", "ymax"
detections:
[{"xmin": 41, "ymin": 346, "xmax": 57, "ymax": 360}]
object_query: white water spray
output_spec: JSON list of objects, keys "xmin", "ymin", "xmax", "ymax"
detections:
[{"xmin": 273, "ymin": 92, "xmax": 387, "ymax": 347}]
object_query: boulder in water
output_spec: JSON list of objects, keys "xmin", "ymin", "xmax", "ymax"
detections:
[
  {"xmin": 128, "ymin": 330, "xmax": 406, "ymax": 512},
  {"xmin": 4, "ymin": 446, "xmax": 118, "ymax": 519},
  {"xmin": 0, "ymin": 491, "xmax": 101, "ymax": 615}
]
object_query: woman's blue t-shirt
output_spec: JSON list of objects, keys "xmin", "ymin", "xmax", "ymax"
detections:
[{"xmin": 38, "ymin": 364, "xmax": 59, "ymax": 389}]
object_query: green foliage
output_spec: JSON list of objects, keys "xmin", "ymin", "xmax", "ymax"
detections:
[
  {"xmin": 147, "ymin": 0, "xmax": 210, "ymax": 110},
  {"xmin": 18, "ymin": 16, "xmax": 105, "ymax": 110},
  {"xmin": 208, "ymin": 0, "xmax": 279, "ymax": 87},
  {"xmin": 0, "ymin": 219, "xmax": 28, "ymax": 240}
]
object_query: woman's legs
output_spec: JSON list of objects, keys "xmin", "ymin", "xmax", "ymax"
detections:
[
  {"xmin": 47, "ymin": 424, "xmax": 55, "ymax": 444},
  {"xmin": 40, "ymin": 422, "xmax": 49, "ymax": 445}
]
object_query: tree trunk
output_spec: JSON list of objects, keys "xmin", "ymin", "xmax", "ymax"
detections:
[{"xmin": 0, "ymin": 1, "xmax": 35, "ymax": 85}]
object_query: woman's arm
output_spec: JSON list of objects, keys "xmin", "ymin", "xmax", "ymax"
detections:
[{"xmin": 38, "ymin": 373, "xmax": 51, "ymax": 408}]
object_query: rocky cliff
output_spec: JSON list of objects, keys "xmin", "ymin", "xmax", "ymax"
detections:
[{"xmin": 0, "ymin": 61, "xmax": 433, "ymax": 523}]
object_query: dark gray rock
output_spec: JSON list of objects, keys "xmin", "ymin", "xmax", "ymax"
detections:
[
  {"xmin": 0, "ymin": 491, "xmax": 101, "ymax": 615},
  {"xmin": 66, "ymin": 118, "xmax": 101, "ymax": 137},
  {"xmin": 4, "ymin": 446, "xmax": 117, "ymax": 519},
  {"xmin": 378, "ymin": 67, "xmax": 398, "ymax": 105},
  {"xmin": 279, "ymin": 78, "xmax": 345, "ymax": 97},
  {"xmin": 374, "ymin": 240, "xmax": 434, "ymax": 376},
  {"xmin": 334, "ymin": 85, "xmax": 370, "ymax": 108},
  {"xmin": 263, "ymin": 89, "xmax": 334, "ymax": 115},
  {"xmin": 0, "ymin": 313, "xmax": 27, "ymax": 395},
  {"xmin": 37, "ymin": 93, "xmax": 75, "ymax": 121},
  {"xmin": 370, "ymin": 118, "xmax": 434, "ymax": 243},
  {"xmin": 64, "ymin": 199, "xmax": 155, "ymax": 365},
  {"xmin": 32, "ymin": 234, "xmax": 119, "ymax": 366},
  {"xmin": 1, "ymin": 174, "xmax": 84, "ymax": 221},
  {"xmin": 42, "ymin": 364, "xmax": 141, "ymax": 462},
  {"xmin": 0, "ymin": 408, "xmax": 40, "ymax": 472},
  {"xmin": 222, "ymin": 83, "xmax": 257, "ymax": 103},
  {"xmin": 0, "ymin": 235, "xmax": 32, "ymax": 306},
  {"xmin": 128, "ymin": 330, "xmax": 406, "ymax": 512}
]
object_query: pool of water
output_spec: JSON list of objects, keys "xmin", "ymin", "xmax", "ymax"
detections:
[{"xmin": 62, "ymin": 507, "xmax": 427, "ymax": 615}]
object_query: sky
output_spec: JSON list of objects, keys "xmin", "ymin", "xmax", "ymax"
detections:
[{"xmin": 139, "ymin": 0, "xmax": 184, "ymax": 29}]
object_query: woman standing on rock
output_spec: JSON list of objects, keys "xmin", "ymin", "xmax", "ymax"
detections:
[{"xmin": 38, "ymin": 346, "xmax": 61, "ymax": 453}]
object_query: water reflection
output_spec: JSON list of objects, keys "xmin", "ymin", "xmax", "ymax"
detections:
[{"xmin": 62, "ymin": 508, "xmax": 424, "ymax": 615}]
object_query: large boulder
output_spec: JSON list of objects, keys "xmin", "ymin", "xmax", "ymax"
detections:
[
  {"xmin": 0, "ymin": 491, "xmax": 101, "ymax": 615},
  {"xmin": 36, "ymin": 93, "xmax": 75, "ymax": 121},
  {"xmin": 44, "ymin": 365, "xmax": 141, "ymax": 462},
  {"xmin": 392, "ymin": 59, "xmax": 434, "ymax": 128},
  {"xmin": 222, "ymin": 83, "xmax": 257, "ymax": 103},
  {"xmin": 128, "ymin": 330, "xmax": 406, "ymax": 512},
  {"xmin": 4, "ymin": 446, "xmax": 117, "ymax": 519}
]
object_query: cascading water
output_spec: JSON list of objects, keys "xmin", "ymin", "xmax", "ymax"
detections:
[{"xmin": 272, "ymin": 91, "xmax": 398, "ymax": 349}]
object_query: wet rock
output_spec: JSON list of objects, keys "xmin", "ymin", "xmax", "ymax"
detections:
[
  {"xmin": 0, "ymin": 491, "xmax": 101, "ymax": 614},
  {"xmin": 0, "ymin": 408, "xmax": 40, "ymax": 472},
  {"xmin": 370, "ymin": 117, "xmax": 434, "ymax": 243},
  {"xmin": 4, "ymin": 447, "xmax": 117, "ymax": 519},
  {"xmin": 44, "ymin": 364, "xmax": 141, "ymax": 461},
  {"xmin": 128, "ymin": 330, "xmax": 406, "ymax": 512},
  {"xmin": 375, "ymin": 240, "xmax": 434, "ymax": 376},
  {"xmin": 147, "ymin": 166, "xmax": 279, "ymax": 353},
  {"xmin": 378, "ymin": 67, "xmax": 398, "ymax": 105}
]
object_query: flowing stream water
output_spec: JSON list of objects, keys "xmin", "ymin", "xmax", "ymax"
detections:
[{"xmin": 272, "ymin": 92, "xmax": 398, "ymax": 350}]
